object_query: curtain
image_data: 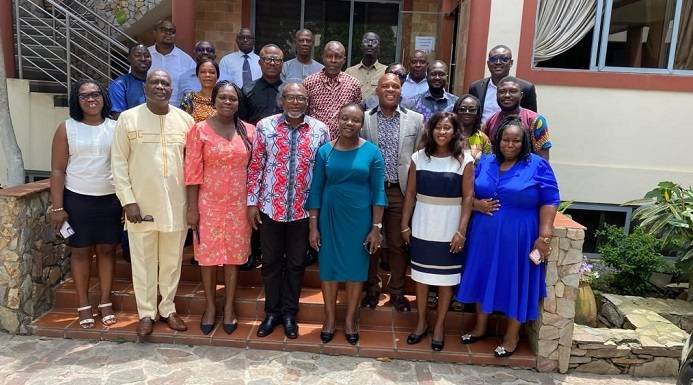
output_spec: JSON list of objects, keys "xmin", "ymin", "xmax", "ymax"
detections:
[
  {"xmin": 533, "ymin": 0, "xmax": 597, "ymax": 64},
  {"xmin": 675, "ymin": 0, "xmax": 693, "ymax": 70}
]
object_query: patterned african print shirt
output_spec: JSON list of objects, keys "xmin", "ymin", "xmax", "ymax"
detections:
[
  {"xmin": 376, "ymin": 110, "xmax": 401, "ymax": 183},
  {"xmin": 402, "ymin": 90, "xmax": 458, "ymax": 122},
  {"xmin": 246, "ymin": 113, "xmax": 330, "ymax": 222},
  {"xmin": 484, "ymin": 107, "xmax": 552, "ymax": 153},
  {"xmin": 304, "ymin": 70, "xmax": 362, "ymax": 138}
]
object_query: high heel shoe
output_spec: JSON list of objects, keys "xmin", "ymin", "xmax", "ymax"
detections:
[
  {"xmin": 223, "ymin": 320, "xmax": 238, "ymax": 335},
  {"xmin": 200, "ymin": 311, "xmax": 215, "ymax": 335},
  {"xmin": 406, "ymin": 326, "xmax": 429, "ymax": 345},
  {"xmin": 431, "ymin": 339, "xmax": 445, "ymax": 351},
  {"xmin": 345, "ymin": 331, "xmax": 359, "ymax": 345},
  {"xmin": 320, "ymin": 330, "xmax": 334, "ymax": 343}
]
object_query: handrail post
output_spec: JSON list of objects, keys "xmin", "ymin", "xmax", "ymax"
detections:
[
  {"xmin": 107, "ymin": 25, "xmax": 111, "ymax": 80},
  {"xmin": 14, "ymin": 0, "xmax": 23, "ymax": 78},
  {"xmin": 66, "ymin": 12, "xmax": 71, "ymax": 95}
]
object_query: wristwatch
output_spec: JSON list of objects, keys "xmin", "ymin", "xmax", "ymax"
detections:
[
  {"xmin": 372, "ymin": 223, "xmax": 383, "ymax": 229},
  {"xmin": 540, "ymin": 236, "xmax": 551, "ymax": 245}
]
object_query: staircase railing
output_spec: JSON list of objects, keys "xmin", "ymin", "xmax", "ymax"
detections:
[{"xmin": 14, "ymin": 0, "xmax": 138, "ymax": 94}]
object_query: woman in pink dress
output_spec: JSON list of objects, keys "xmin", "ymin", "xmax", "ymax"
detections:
[{"xmin": 185, "ymin": 80, "xmax": 255, "ymax": 335}]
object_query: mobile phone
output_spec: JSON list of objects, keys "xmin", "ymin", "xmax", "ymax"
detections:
[
  {"xmin": 529, "ymin": 249, "xmax": 542, "ymax": 265},
  {"xmin": 59, "ymin": 221, "xmax": 75, "ymax": 239}
]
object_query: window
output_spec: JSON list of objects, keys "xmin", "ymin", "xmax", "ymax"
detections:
[
  {"xmin": 535, "ymin": 0, "xmax": 693, "ymax": 74},
  {"xmin": 563, "ymin": 203, "xmax": 632, "ymax": 255}
]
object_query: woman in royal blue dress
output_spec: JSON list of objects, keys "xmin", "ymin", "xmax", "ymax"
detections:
[
  {"xmin": 456, "ymin": 116, "xmax": 559, "ymax": 357},
  {"xmin": 307, "ymin": 103, "xmax": 387, "ymax": 345}
]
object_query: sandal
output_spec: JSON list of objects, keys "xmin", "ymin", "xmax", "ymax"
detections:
[
  {"xmin": 77, "ymin": 305, "xmax": 95, "ymax": 329},
  {"xmin": 98, "ymin": 303, "xmax": 117, "ymax": 326}
]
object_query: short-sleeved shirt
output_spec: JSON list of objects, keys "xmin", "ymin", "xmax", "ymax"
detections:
[
  {"xmin": 402, "ymin": 90, "xmax": 458, "ymax": 122},
  {"xmin": 345, "ymin": 60, "xmax": 387, "ymax": 99},
  {"xmin": 240, "ymin": 77, "xmax": 283, "ymax": 125},
  {"xmin": 401, "ymin": 75, "xmax": 428, "ymax": 99},
  {"xmin": 484, "ymin": 107, "xmax": 552, "ymax": 153},
  {"xmin": 147, "ymin": 45, "xmax": 196, "ymax": 106},
  {"xmin": 281, "ymin": 58, "xmax": 324, "ymax": 83},
  {"xmin": 304, "ymin": 70, "xmax": 362, "ymax": 137},
  {"xmin": 108, "ymin": 73, "xmax": 146, "ymax": 114}
]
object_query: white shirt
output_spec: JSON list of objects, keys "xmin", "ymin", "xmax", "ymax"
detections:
[
  {"xmin": 401, "ymin": 75, "xmax": 429, "ymax": 99},
  {"xmin": 65, "ymin": 118, "xmax": 117, "ymax": 196},
  {"xmin": 147, "ymin": 45, "xmax": 196, "ymax": 106},
  {"xmin": 482, "ymin": 80, "xmax": 499, "ymax": 124},
  {"xmin": 174, "ymin": 66, "xmax": 201, "ymax": 107},
  {"xmin": 219, "ymin": 50, "xmax": 262, "ymax": 88}
]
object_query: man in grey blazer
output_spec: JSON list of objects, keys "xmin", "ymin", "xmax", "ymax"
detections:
[{"xmin": 360, "ymin": 73, "xmax": 424, "ymax": 312}]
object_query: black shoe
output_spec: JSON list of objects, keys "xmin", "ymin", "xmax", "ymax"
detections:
[
  {"xmin": 345, "ymin": 332, "xmax": 359, "ymax": 345},
  {"xmin": 256, "ymin": 314, "xmax": 281, "ymax": 337},
  {"xmin": 431, "ymin": 339, "xmax": 444, "ymax": 352},
  {"xmin": 283, "ymin": 316, "xmax": 299, "ymax": 339},
  {"xmin": 360, "ymin": 293, "xmax": 379, "ymax": 309},
  {"xmin": 406, "ymin": 326, "xmax": 429, "ymax": 345},
  {"xmin": 320, "ymin": 331, "xmax": 334, "ymax": 344},
  {"xmin": 493, "ymin": 345, "xmax": 516, "ymax": 358},
  {"xmin": 389, "ymin": 294, "xmax": 411, "ymax": 312},
  {"xmin": 460, "ymin": 333, "xmax": 486, "ymax": 344},
  {"xmin": 223, "ymin": 321, "xmax": 238, "ymax": 335}
]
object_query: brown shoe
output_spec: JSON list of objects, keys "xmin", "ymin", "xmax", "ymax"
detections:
[
  {"xmin": 137, "ymin": 317, "xmax": 154, "ymax": 338},
  {"xmin": 389, "ymin": 294, "xmax": 411, "ymax": 312},
  {"xmin": 162, "ymin": 312, "xmax": 188, "ymax": 331}
]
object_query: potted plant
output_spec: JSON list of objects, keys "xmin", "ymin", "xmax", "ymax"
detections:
[{"xmin": 575, "ymin": 256, "xmax": 599, "ymax": 327}]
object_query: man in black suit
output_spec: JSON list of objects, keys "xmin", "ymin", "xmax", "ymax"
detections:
[{"xmin": 468, "ymin": 45, "xmax": 537, "ymax": 124}]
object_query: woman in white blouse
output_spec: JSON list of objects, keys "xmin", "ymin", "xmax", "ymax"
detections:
[{"xmin": 50, "ymin": 80, "xmax": 121, "ymax": 329}]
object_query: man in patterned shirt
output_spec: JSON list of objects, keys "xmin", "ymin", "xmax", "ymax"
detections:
[
  {"xmin": 247, "ymin": 82, "xmax": 330, "ymax": 339},
  {"xmin": 402, "ymin": 60, "xmax": 458, "ymax": 123},
  {"xmin": 304, "ymin": 41, "xmax": 362, "ymax": 137},
  {"xmin": 360, "ymin": 73, "xmax": 424, "ymax": 312}
]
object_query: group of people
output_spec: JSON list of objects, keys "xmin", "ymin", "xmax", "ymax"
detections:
[{"xmin": 49, "ymin": 19, "xmax": 559, "ymax": 358}]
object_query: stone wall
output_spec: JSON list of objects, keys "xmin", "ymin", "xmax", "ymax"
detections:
[
  {"xmin": 93, "ymin": 0, "xmax": 164, "ymax": 29},
  {"xmin": 529, "ymin": 214, "xmax": 585, "ymax": 373},
  {"xmin": 0, "ymin": 181, "xmax": 70, "ymax": 334},
  {"xmin": 195, "ymin": 0, "xmax": 244, "ymax": 57}
]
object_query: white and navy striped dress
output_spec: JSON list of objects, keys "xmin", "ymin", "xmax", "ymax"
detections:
[{"xmin": 409, "ymin": 150, "xmax": 473, "ymax": 286}]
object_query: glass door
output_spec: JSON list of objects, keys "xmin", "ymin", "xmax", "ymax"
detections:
[{"xmin": 350, "ymin": 1, "xmax": 400, "ymax": 66}]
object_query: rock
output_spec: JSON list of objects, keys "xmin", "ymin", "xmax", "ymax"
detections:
[
  {"xmin": 570, "ymin": 356, "xmax": 592, "ymax": 364},
  {"xmin": 574, "ymin": 359, "xmax": 621, "ymax": 375},
  {"xmin": 6, "ymin": 288, "xmax": 19, "ymax": 309},
  {"xmin": 561, "ymin": 274, "xmax": 579, "ymax": 289},
  {"xmin": 563, "ymin": 286, "xmax": 578, "ymax": 300},
  {"xmin": 558, "ymin": 323, "xmax": 574, "ymax": 346},
  {"xmin": 545, "ymin": 262, "xmax": 558, "ymax": 286},
  {"xmin": 572, "ymin": 324, "xmax": 606, "ymax": 344},
  {"xmin": 560, "ymin": 249, "xmax": 582, "ymax": 266},
  {"xmin": 600, "ymin": 302, "xmax": 624, "ymax": 328},
  {"xmin": 536, "ymin": 357, "xmax": 558, "ymax": 372},
  {"xmin": 611, "ymin": 357, "xmax": 651, "ymax": 365},
  {"xmin": 558, "ymin": 345, "xmax": 571, "ymax": 373},
  {"xmin": 567, "ymin": 228, "xmax": 585, "ymax": 241},
  {"xmin": 630, "ymin": 357, "xmax": 678, "ymax": 377},
  {"xmin": 539, "ymin": 325, "xmax": 559, "ymax": 340},
  {"xmin": 553, "ymin": 228, "xmax": 567, "ymax": 238},
  {"xmin": 556, "ymin": 298, "xmax": 575, "ymax": 318},
  {"xmin": 538, "ymin": 339, "xmax": 559, "ymax": 357},
  {"xmin": 555, "ymin": 282, "xmax": 565, "ymax": 298},
  {"xmin": 559, "ymin": 238, "xmax": 571, "ymax": 251},
  {"xmin": 0, "ymin": 306, "xmax": 19, "ymax": 333},
  {"xmin": 572, "ymin": 348, "xmax": 587, "ymax": 356},
  {"xmin": 585, "ymin": 346, "xmax": 630, "ymax": 358}
]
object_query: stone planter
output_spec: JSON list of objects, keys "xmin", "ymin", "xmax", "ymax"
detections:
[{"xmin": 575, "ymin": 281, "xmax": 597, "ymax": 327}]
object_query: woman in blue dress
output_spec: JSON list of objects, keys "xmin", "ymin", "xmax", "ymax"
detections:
[
  {"xmin": 456, "ymin": 116, "xmax": 559, "ymax": 357},
  {"xmin": 307, "ymin": 103, "xmax": 387, "ymax": 345}
]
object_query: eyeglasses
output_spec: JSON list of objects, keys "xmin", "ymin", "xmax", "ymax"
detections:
[
  {"xmin": 362, "ymin": 38, "xmax": 379, "ymax": 45},
  {"xmin": 488, "ymin": 55, "xmax": 511, "ymax": 64},
  {"xmin": 283, "ymin": 95, "xmax": 307, "ymax": 103},
  {"xmin": 158, "ymin": 27, "xmax": 176, "ymax": 35},
  {"xmin": 78, "ymin": 91, "xmax": 102, "ymax": 100},
  {"xmin": 237, "ymin": 35, "xmax": 255, "ymax": 41},
  {"xmin": 195, "ymin": 46, "xmax": 215, "ymax": 54},
  {"xmin": 456, "ymin": 106, "xmax": 478, "ymax": 113},
  {"xmin": 260, "ymin": 56, "xmax": 283, "ymax": 65}
]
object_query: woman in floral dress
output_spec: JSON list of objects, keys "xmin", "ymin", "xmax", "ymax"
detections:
[
  {"xmin": 184, "ymin": 81, "xmax": 254, "ymax": 335},
  {"xmin": 180, "ymin": 59, "xmax": 218, "ymax": 122}
]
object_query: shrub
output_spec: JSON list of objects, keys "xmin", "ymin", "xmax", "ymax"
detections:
[{"xmin": 596, "ymin": 224, "xmax": 668, "ymax": 296}]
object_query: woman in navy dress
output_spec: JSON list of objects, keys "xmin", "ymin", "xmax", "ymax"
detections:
[
  {"xmin": 456, "ymin": 116, "xmax": 559, "ymax": 357},
  {"xmin": 307, "ymin": 103, "xmax": 387, "ymax": 345},
  {"xmin": 400, "ymin": 112, "xmax": 474, "ymax": 352}
]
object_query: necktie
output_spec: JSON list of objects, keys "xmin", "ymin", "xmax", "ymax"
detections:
[{"xmin": 242, "ymin": 54, "xmax": 252, "ymax": 86}]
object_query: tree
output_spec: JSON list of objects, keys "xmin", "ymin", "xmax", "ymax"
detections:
[{"xmin": 0, "ymin": 37, "xmax": 25, "ymax": 187}]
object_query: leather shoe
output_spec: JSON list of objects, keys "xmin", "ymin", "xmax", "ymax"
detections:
[
  {"xmin": 320, "ymin": 331, "xmax": 334, "ymax": 343},
  {"xmin": 406, "ymin": 326, "xmax": 429, "ymax": 345},
  {"xmin": 136, "ymin": 317, "xmax": 153, "ymax": 338},
  {"xmin": 360, "ymin": 293, "xmax": 379, "ymax": 309},
  {"xmin": 256, "ymin": 314, "xmax": 281, "ymax": 337},
  {"xmin": 389, "ymin": 294, "xmax": 411, "ymax": 312},
  {"xmin": 161, "ymin": 312, "xmax": 187, "ymax": 331},
  {"xmin": 283, "ymin": 316, "xmax": 299, "ymax": 339}
]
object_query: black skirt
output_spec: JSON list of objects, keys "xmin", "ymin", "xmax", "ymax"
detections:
[{"xmin": 63, "ymin": 188, "xmax": 122, "ymax": 248}]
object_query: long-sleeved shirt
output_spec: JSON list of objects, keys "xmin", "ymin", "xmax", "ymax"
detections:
[
  {"xmin": 147, "ymin": 45, "xmax": 196, "ymax": 106},
  {"xmin": 111, "ymin": 104, "xmax": 194, "ymax": 232},
  {"xmin": 400, "ymin": 75, "xmax": 428, "ymax": 99},
  {"xmin": 402, "ymin": 90, "xmax": 459, "ymax": 122},
  {"xmin": 219, "ymin": 51, "xmax": 262, "ymax": 88},
  {"xmin": 246, "ymin": 113, "xmax": 330, "ymax": 222},
  {"xmin": 304, "ymin": 70, "xmax": 362, "ymax": 137},
  {"xmin": 240, "ymin": 77, "xmax": 283, "ymax": 125},
  {"xmin": 108, "ymin": 73, "xmax": 146, "ymax": 114}
]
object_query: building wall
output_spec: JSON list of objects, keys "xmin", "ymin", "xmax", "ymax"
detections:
[
  {"xmin": 401, "ymin": 0, "xmax": 443, "ymax": 62},
  {"xmin": 194, "ymin": 0, "xmax": 244, "ymax": 58},
  {"xmin": 482, "ymin": 0, "xmax": 693, "ymax": 204}
]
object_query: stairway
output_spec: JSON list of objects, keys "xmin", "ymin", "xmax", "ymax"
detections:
[{"xmin": 32, "ymin": 248, "xmax": 536, "ymax": 367}]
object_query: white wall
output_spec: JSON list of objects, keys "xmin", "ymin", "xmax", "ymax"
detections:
[
  {"xmin": 0, "ymin": 79, "xmax": 68, "ymax": 187},
  {"xmin": 486, "ymin": 0, "xmax": 525, "ymax": 77}
]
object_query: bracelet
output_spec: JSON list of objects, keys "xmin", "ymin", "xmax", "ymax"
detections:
[
  {"xmin": 400, "ymin": 227, "xmax": 411, "ymax": 233},
  {"xmin": 455, "ymin": 230, "xmax": 466, "ymax": 239},
  {"xmin": 309, "ymin": 216, "xmax": 318, "ymax": 219},
  {"xmin": 49, "ymin": 207, "xmax": 64, "ymax": 213}
]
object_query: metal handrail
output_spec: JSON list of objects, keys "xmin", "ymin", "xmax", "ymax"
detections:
[{"xmin": 13, "ymin": 0, "xmax": 137, "ymax": 94}]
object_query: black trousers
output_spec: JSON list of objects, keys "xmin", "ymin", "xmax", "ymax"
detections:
[{"xmin": 260, "ymin": 213, "xmax": 309, "ymax": 317}]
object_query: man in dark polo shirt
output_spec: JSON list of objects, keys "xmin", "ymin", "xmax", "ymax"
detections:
[{"xmin": 239, "ymin": 44, "xmax": 284, "ymax": 124}]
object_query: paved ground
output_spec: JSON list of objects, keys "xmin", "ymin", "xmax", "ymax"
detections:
[{"xmin": 0, "ymin": 334, "xmax": 677, "ymax": 385}]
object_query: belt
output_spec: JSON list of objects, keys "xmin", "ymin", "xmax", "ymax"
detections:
[{"xmin": 385, "ymin": 181, "xmax": 399, "ymax": 189}]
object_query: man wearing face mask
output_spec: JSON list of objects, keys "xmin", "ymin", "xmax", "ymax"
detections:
[
  {"xmin": 111, "ymin": 70, "xmax": 195, "ymax": 339},
  {"xmin": 345, "ymin": 32, "xmax": 387, "ymax": 100},
  {"xmin": 469, "ymin": 45, "xmax": 537, "ymax": 124},
  {"xmin": 402, "ymin": 60, "xmax": 458, "ymax": 123}
]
